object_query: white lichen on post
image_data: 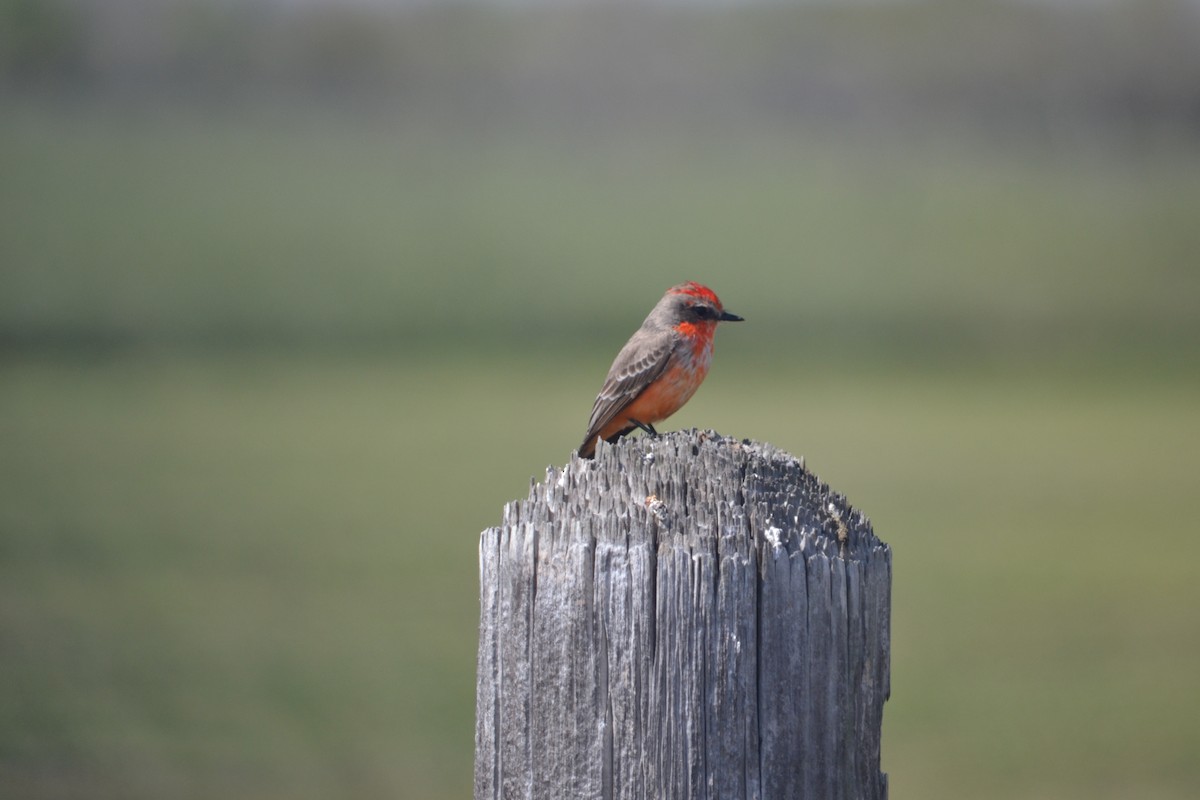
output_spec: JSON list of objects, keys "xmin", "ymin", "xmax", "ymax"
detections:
[{"xmin": 475, "ymin": 430, "xmax": 891, "ymax": 800}]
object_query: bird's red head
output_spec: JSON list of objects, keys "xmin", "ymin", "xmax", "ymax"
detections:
[
  {"xmin": 669, "ymin": 281, "xmax": 723, "ymax": 307},
  {"xmin": 663, "ymin": 282, "xmax": 744, "ymax": 334}
]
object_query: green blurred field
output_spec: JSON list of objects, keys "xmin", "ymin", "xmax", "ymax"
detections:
[
  {"xmin": 4, "ymin": 101, "xmax": 1199, "ymax": 356},
  {"xmin": 2, "ymin": 101, "xmax": 1199, "ymax": 799}
]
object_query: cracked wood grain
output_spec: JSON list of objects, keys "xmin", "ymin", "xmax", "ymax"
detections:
[{"xmin": 475, "ymin": 430, "xmax": 891, "ymax": 800}]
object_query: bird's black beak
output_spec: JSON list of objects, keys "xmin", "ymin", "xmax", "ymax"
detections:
[{"xmin": 719, "ymin": 310, "xmax": 744, "ymax": 322}]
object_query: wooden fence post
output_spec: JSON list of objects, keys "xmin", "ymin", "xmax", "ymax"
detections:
[{"xmin": 475, "ymin": 430, "xmax": 891, "ymax": 800}]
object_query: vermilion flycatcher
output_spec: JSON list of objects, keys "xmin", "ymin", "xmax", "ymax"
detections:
[{"xmin": 578, "ymin": 281, "xmax": 743, "ymax": 459}]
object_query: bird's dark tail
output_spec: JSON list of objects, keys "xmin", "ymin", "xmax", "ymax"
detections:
[
  {"xmin": 578, "ymin": 435, "xmax": 598, "ymax": 459},
  {"xmin": 578, "ymin": 426, "xmax": 637, "ymax": 460}
]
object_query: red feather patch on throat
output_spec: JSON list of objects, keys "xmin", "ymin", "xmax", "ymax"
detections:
[
  {"xmin": 674, "ymin": 321, "xmax": 712, "ymax": 340},
  {"xmin": 674, "ymin": 321, "xmax": 717, "ymax": 361}
]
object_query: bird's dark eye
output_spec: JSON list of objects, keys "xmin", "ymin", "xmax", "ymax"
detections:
[{"xmin": 694, "ymin": 305, "xmax": 714, "ymax": 319}]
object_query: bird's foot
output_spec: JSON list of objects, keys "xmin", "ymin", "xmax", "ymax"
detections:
[{"xmin": 629, "ymin": 419, "xmax": 659, "ymax": 437}]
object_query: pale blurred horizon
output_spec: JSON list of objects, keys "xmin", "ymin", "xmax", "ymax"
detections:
[{"xmin": 8, "ymin": 0, "xmax": 1200, "ymax": 150}]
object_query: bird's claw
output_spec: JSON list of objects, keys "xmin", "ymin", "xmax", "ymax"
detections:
[{"xmin": 630, "ymin": 419, "xmax": 659, "ymax": 437}]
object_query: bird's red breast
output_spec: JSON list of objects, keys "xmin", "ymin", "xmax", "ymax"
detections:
[{"xmin": 591, "ymin": 331, "xmax": 712, "ymax": 446}]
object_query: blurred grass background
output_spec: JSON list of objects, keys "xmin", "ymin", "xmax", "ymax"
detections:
[{"xmin": 3, "ymin": 1, "xmax": 1200, "ymax": 798}]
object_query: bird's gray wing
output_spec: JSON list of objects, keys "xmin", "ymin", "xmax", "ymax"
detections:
[{"xmin": 580, "ymin": 328, "xmax": 677, "ymax": 451}]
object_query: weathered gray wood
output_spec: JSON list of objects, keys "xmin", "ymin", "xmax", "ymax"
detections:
[{"xmin": 475, "ymin": 430, "xmax": 891, "ymax": 800}]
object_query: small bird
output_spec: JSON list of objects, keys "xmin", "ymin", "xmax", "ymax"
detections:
[{"xmin": 578, "ymin": 282, "xmax": 742, "ymax": 459}]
